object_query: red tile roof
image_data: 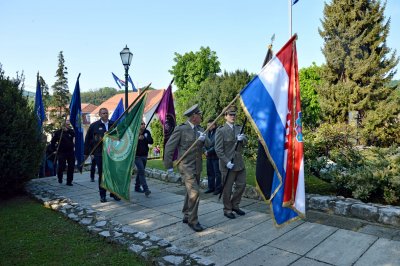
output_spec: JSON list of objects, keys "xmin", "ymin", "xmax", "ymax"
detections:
[{"xmin": 91, "ymin": 89, "xmax": 165, "ymax": 115}]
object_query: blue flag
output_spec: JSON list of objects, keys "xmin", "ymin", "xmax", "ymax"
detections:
[
  {"xmin": 110, "ymin": 98, "xmax": 125, "ymax": 124},
  {"xmin": 34, "ymin": 77, "xmax": 46, "ymax": 133},
  {"xmin": 112, "ymin": 72, "xmax": 137, "ymax": 92},
  {"xmin": 128, "ymin": 75, "xmax": 137, "ymax": 92},
  {"xmin": 292, "ymin": 0, "xmax": 299, "ymax": 5},
  {"xmin": 69, "ymin": 74, "xmax": 84, "ymax": 173}
]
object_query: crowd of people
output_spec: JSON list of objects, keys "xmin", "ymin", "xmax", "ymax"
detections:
[{"xmin": 44, "ymin": 103, "xmax": 247, "ymax": 233}]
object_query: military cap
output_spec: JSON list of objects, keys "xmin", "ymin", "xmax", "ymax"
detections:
[
  {"xmin": 225, "ymin": 106, "xmax": 237, "ymax": 115},
  {"xmin": 184, "ymin": 104, "xmax": 202, "ymax": 117}
]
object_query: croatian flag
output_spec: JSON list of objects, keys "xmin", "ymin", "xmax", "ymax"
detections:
[
  {"xmin": 240, "ymin": 35, "xmax": 305, "ymax": 226},
  {"xmin": 112, "ymin": 72, "xmax": 137, "ymax": 92}
]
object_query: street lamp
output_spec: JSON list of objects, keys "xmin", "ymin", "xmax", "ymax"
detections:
[{"xmin": 120, "ymin": 45, "xmax": 133, "ymax": 109}]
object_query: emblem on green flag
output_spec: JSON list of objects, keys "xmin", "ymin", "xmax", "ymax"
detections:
[{"xmin": 101, "ymin": 95, "xmax": 147, "ymax": 201}]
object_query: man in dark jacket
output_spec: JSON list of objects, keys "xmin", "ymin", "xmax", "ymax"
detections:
[
  {"xmin": 134, "ymin": 120, "xmax": 154, "ymax": 196},
  {"xmin": 84, "ymin": 108, "xmax": 120, "ymax": 202},
  {"xmin": 204, "ymin": 119, "xmax": 222, "ymax": 195},
  {"xmin": 51, "ymin": 120, "xmax": 75, "ymax": 186}
]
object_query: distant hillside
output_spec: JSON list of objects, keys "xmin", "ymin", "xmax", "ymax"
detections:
[
  {"xmin": 389, "ymin": 79, "xmax": 399, "ymax": 88},
  {"xmin": 23, "ymin": 90, "xmax": 35, "ymax": 98}
]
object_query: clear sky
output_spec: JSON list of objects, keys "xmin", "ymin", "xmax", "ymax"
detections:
[{"xmin": 1, "ymin": 0, "xmax": 399, "ymax": 93}]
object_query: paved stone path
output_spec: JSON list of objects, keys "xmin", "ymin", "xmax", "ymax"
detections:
[{"xmin": 30, "ymin": 172, "xmax": 400, "ymax": 266}]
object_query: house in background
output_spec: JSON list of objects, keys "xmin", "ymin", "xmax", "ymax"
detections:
[
  {"xmin": 81, "ymin": 103, "xmax": 98, "ymax": 136},
  {"xmin": 44, "ymin": 103, "xmax": 98, "ymax": 141},
  {"xmin": 90, "ymin": 89, "xmax": 165, "ymax": 127}
]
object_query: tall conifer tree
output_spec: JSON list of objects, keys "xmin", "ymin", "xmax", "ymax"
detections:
[
  {"xmin": 318, "ymin": 0, "xmax": 398, "ymax": 121},
  {"xmin": 51, "ymin": 51, "xmax": 69, "ymax": 127}
]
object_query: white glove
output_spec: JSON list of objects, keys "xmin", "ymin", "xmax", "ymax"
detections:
[
  {"xmin": 167, "ymin": 168, "xmax": 174, "ymax": 174},
  {"xmin": 198, "ymin": 131, "xmax": 206, "ymax": 142},
  {"xmin": 226, "ymin": 162, "xmax": 234, "ymax": 169},
  {"xmin": 237, "ymin": 134, "xmax": 245, "ymax": 141}
]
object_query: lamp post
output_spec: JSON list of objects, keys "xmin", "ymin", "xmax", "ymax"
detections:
[{"xmin": 120, "ymin": 45, "xmax": 133, "ymax": 109}]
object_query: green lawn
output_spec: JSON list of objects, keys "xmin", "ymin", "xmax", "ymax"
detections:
[
  {"xmin": 0, "ymin": 196, "xmax": 147, "ymax": 266},
  {"xmin": 146, "ymin": 158, "xmax": 335, "ymax": 195}
]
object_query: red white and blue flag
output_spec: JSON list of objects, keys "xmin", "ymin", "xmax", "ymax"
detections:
[
  {"xmin": 240, "ymin": 35, "xmax": 305, "ymax": 226},
  {"xmin": 112, "ymin": 72, "xmax": 137, "ymax": 92}
]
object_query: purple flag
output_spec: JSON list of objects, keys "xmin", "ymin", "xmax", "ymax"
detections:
[{"xmin": 155, "ymin": 82, "xmax": 177, "ymax": 159}]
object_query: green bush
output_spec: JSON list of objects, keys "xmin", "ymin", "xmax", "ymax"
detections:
[
  {"xmin": 0, "ymin": 67, "xmax": 44, "ymax": 199},
  {"xmin": 304, "ymin": 122, "xmax": 400, "ymax": 205},
  {"xmin": 330, "ymin": 146, "xmax": 400, "ymax": 204}
]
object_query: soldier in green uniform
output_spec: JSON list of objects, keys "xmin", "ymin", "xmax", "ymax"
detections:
[
  {"xmin": 164, "ymin": 104, "xmax": 210, "ymax": 232},
  {"xmin": 215, "ymin": 106, "xmax": 248, "ymax": 219}
]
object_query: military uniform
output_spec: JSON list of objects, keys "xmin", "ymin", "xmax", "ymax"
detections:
[
  {"xmin": 215, "ymin": 122, "xmax": 248, "ymax": 215},
  {"xmin": 164, "ymin": 105, "xmax": 210, "ymax": 228}
]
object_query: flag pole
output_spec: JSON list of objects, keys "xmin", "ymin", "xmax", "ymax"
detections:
[
  {"xmin": 144, "ymin": 78, "xmax": 174, "ymax": 131},
  {"xmin": 289, "ymin": 0, "xmax": 292, "ymax": 37},
  {"xmin": 81, "ymin": 83, "xmax": 151, "ymax": 167},
  {"xmin": 173, "ymin": 94, "xmax": 241, "ymax": 167}
]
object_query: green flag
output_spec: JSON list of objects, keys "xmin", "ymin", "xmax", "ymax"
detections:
[{"xmin": 101, "ymin": 95, "xmax": 146, "ymax": 200}]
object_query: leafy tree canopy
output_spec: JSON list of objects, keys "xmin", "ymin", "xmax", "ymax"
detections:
[
  {"xmin": 169, "ymin": 47, "xmax": 221, "ymax": 122},
  {"xmin": 299, "ymin": 62, "xmax": 323, "ymax": 129}
]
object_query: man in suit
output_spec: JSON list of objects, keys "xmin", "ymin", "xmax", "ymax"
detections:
[
  {"xmin": 164, "ymin": 104, "xmax": 210, "ymax": 232},
  {"xmin": 204, "ymin": 119, "xmax": 222, "ymax": 195},
  {"xmin": 51, "ymin": 120, "xmax": 75, "ymax": 186},
  {"xmin": 215, "ymin": 106, "xmax": 248, "ymax": 219},
  {"xmin": 84, "ymin": 107, "xmax": 120, "ymax": 203}
]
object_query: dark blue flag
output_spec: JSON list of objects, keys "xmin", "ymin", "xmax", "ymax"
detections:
[
  {"xmin": 110, "ymin": 98, "xmax": 125, "ymax": 124},
  {"xmin": 128, "ymin": 75, "xmax": 137, "ymax": 92},
  {"xmin": 292, "ymin": 0, "xmax": 299, "ymax": 5},
  {"xmin": 69, "ymin": 73, "xmax": 84, "ymax": 172},
  {"xmin": 34, "ymin": 77, "xmax": 46, "ymax": 133}
]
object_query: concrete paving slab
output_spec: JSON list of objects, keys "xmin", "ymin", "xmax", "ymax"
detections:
[
  {"xmin": 355, "ymin": 238, "xmax": 400, "ymax": 266},
  {"xmin": 269, "ymin": 222, "xmax": 337, "ymax": 255},
  {"xmin": 130, "ymin": 213, "xmax": 181, "ymax": 232},
  {"xmin": 100, "ymin": 204, "xmax": 145, "ymax": 219},
  {"xmin": 196, "ymin": 235, "xmax": 263, "ymax": 265},
  {"xmin": 198, "ymin": 210, "xmax": 230, "ymax": 228},
  {"xmin": 151, "ymin": 201, "xmax": 184, "ymax": 213},
  {"xmin": 198, "ymin": 201, "xmax": 224, "ymax": 214},
  {"xmin": 113, "ymin": 208, "xmax": 163, "ymax": 225},
  {"xmin": 151, "ymin": 221, "xmax": 196, "ymax": 242},
  {"xmin": 138, "ymin": 195, "xmax": 183, "ymax": 208},
  {"xmin": 236, "ymin": 218, "xmax": 301, "ymax": 244},
  {"xmin": 306, "ymin": 210, "xmax": 364, "ymax": 231},
  {"xmin": 291, "ymin": 257, "xmax": 331, "ymax": 266},
  {"xmin": 243, "ymin": 201, "xmax": 270, "ymax": 213},
  {"xmin": 357, "ymin": 224, "xmax": 400, "ymax": 240},
  {"xmin": 306, "ymin": 229, "xmax": 377, "ymax": 265},
  {"xmin": 171, "ymin": 227, "xmax": 232, "ymax": 253},
  {"xmin": 229, "ymin": 245, "xmax": 300, "ymax": 266},
  {"xmin": 211, "ymin": 211, "xmax": 269, "ymax": 235}
]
